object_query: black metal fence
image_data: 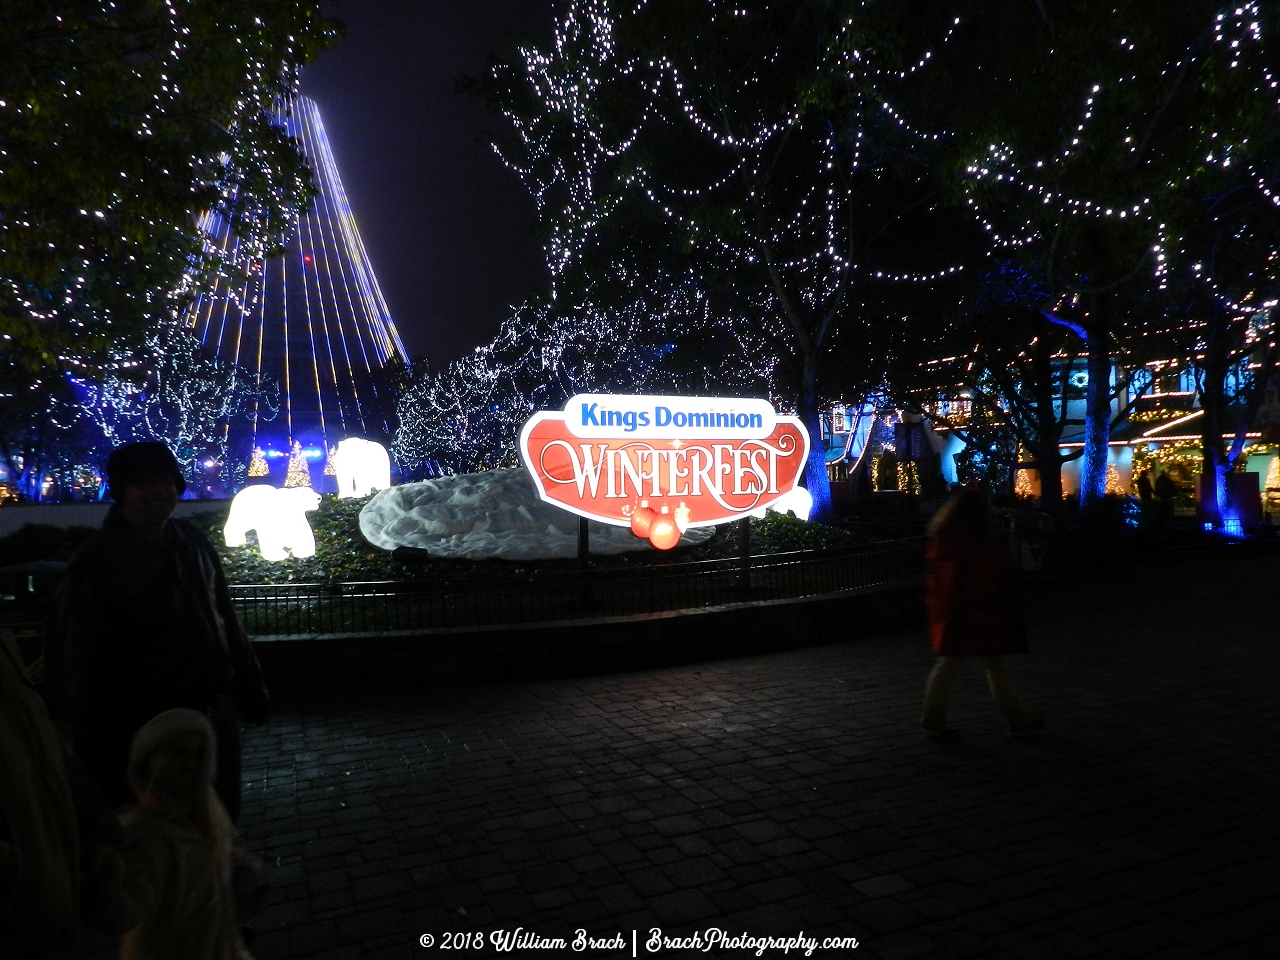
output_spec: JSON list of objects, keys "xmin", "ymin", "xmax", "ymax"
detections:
[{"xmin": 230, "ymin": 538, "xmax": 925, "ymax": 640}]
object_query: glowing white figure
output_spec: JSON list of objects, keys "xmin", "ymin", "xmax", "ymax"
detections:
[
  {"xmin": 767, "ymin": 486, "xmax": 813, "ymax": 521},
  {"xmin": 333, "ymin": 437, "xmax": 392, "ymax": 498},
  {"xmin": 224, "ymin": 486, "xmax": 322, "ymax": 561}
]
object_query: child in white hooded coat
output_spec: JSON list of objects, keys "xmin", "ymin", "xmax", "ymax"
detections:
[{"xmin": 118, "ymin": 708, "xmax": 268, "ymax": 960}]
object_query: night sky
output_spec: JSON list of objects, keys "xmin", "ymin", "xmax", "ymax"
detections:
[{"xmin": 300, "ymin": 1, "xmax": 555, "ymax": 370}]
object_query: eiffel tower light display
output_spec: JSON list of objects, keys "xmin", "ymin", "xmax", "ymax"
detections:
[{"xmin": 185, "ymin": 95, "xmax": 409, "ymax": 486}]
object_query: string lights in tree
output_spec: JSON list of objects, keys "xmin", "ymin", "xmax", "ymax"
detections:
[
  {"xmin": 946, "ymin": 0, "xmax": 1279, "ymax": 509},
  {"xmin": 0, "ymin": 1, "xmax": 335, "ymax": 500},
  {"xmin": 477, "ymin": 0, "xmax": 966, "ymax": 521},
  {"xmin": 394, "ymin": 286, "xmax": 768, "ymax": 476},
  {"xmin": 1014, "ymin": 467, "xmax": 1036, "ymax": 499},
  {"xmin": 1154, "ymin": 3, "xmax": 1280, "ymax": 524},
  {"xmin": 485, "ymin": 0, "xmax": 661, "ymax": 293},
  {"xmin": 70, "ymin": 321, "xmax": 281, "ymax": 493}
]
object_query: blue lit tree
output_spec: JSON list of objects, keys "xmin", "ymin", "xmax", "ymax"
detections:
[
  {"xmin": 1152, "ymin": 4, "xmax": 1280, "ymax": 524},
  {"xmin": 914, "ymin": 282, "xmax": 1083, "ymax": 507},
  {"xmin": 939, "ymin": 0, "xmax": 1279, "ymax": 509}
]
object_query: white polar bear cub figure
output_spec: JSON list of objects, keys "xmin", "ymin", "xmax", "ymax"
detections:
[
  {"xmin": 224, "ymin": 485, "xmax": 322, "ymax": 561},
  {"xmin": 770, "ymin": 485, "xmax": 813, "ymax": 521},
  {"xmin": 333, "ymin": 437, "xmax": 392, "ymax": 498},
  {"xmin": 748, "ymin": 486, "xmax": 814, "ymax": 522}
]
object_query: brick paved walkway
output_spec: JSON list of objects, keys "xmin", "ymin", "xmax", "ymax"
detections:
[{"xmin": 76, "ymin": 552, "xmax": 1279, "ymax": 959}]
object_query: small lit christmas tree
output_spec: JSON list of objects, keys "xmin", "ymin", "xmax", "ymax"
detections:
[
  {"xmin": 247, "ymin": 447, "xmax": 269, "ymax": 478},
  {"xmin": 323, "ymin": 443, "xmax": 338, "ymax": 476},
  {"xmin": 284, "ymin": 441, "xmax": 312, "ymax": 488},
  {"xmin": 1105, "ymin": 463, "xmax": 1125, "ymax": 496},
  {"xmin": 1263, "ymin": 456, "xmax": 1280, "ymax": 521}
]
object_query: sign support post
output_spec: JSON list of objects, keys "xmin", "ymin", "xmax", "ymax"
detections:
[
  {"xmin": 738, "ymin": 516, "xmax": 751, "ymax": 595},
  {"xmin": 577, "ymin": 516, "xmax": 591, "ymax": 608}
]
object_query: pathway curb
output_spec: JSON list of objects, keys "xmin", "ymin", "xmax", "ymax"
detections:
[{"xmin": 254, "ymin": 580, "xmax": 924, "ymax": 687}]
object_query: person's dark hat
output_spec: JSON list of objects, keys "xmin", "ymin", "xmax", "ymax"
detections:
[{"xmin": 106, "ymin": 442, "xmax": 187, "ymax": 498}]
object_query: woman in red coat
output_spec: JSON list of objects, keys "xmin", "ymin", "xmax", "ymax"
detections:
[{"xmin": 921, "ymin": 489, "xmax": 1043, "ymax": 737}]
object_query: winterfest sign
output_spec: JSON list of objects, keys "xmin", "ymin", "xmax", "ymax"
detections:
[{"xmin": 519, "ymin": 394, "xmax": 809, "ymax": 548}]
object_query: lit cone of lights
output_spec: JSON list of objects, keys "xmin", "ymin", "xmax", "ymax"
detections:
[
  {"xmin": 284, "ymin": 442, "xmax": 313, "ymax": 489},
  {"xmin": 323, "ymin": 443, "xmax": 337, "ymax": 476},
  {"xmin": 630, "ymin": 499, "xmax": 656, "ymax": 538},
  {"xmin": 1105, "ymin": 463, "xmax": 1125, "ymax": 496},
  {"xmin": 247, "ymin": 447, "xmax": 269, "ymax": 478},
  {"xmin": 648, "ymin": 504, "xmax": 680, "ymax": 550}
]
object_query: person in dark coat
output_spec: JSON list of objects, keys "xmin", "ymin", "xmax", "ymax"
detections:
[
  {"xmin": 921, "ymin": 488, "xmax": 1042, "ymax": 737},
  {"xmin": 1154, "ymin": 469, "xmax": 1177, "ymax": 502},
  {"xmin": 53, "ymin": 443, "xmax": 269, "ymax": 822},
  {"xmin": 1, "ymin": 627, "xmax": 81, "ymax": 959},
  {"xmin": 1136, "ymin": 469, "xmax": 1154, "ymax": 501},
  {"xmin": 1, "ymin": 628, "xmax": 125, "ymax": 958}
]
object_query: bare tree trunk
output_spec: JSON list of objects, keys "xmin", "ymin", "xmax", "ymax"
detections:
[
  {"xmin": 799, "ymin": 349, "xmax": 834, "ymax": 522},
  {"xmin": 762, "ymin": 253, "xmax": 836, "ymax": 523},
  {"xmin": 1035, "ymin": 449, "xmax": 1064, "ymax": 509},
  {"xmin": 1079, "ymin": 297, "xmax": 1111, "ymax": 507},
  {"xmin": 1197, "ymin": 312, "xmax": 1239, "ymax": 526},
  {"xmin": 1030, "ymin": 328, "xmax": 1066, "ymax": 514},
  {"xmin": 19, "ymin": 457, "xmax": 42, "ymax": 503},
  {"xmin": 1199, "ymin": 358, "xmax": 1225, "ymax": 526}
]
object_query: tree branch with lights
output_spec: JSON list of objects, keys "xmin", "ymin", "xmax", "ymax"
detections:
[{"xmin": 0, "ymin": 0, "xmax": 337, "ymax": 499}]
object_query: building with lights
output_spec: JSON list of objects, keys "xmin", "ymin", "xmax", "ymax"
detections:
[
  {"xmin": 824, "ymin": 355, "xmax": 1279, "ymax": 528},
  {"xmin": 185, "ymin": 95, "xmax": 409, "ymax": 487}
]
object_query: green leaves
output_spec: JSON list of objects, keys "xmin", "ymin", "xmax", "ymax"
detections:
[
  {"xmin": 183, "ymin": 493, "xmax": 866, "ymax": 585},
  {"xmin": 1, "ymin": 0, "xmax": 338, "ymax": 493},
  {"xmin": 192, "ymin": 495, "xmax": 395, "ymax": 586},
  {"xmin": 0, "ymin": 1, "xmax": 338, "ymax": 380}
]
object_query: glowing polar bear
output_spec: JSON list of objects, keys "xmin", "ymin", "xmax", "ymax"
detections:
[
  {"xmin": 333, "ymin": 437, "xmax": 392, "ymax": 498},
  {"xmin": 772, "ymin": 486, "xmax": 813, "ymax": 521},
  {"xmin": 224, "ymin": 485, "xmax": 322, "ymax": 561},
  {"xmin": 751, "ymin": 486, "xmax": 814, "ymax": 521}
]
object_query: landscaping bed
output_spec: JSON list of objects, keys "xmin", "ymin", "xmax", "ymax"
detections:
[{"xmin": 0, "ymin": 495, "xmax": 869, "ymax": 585}]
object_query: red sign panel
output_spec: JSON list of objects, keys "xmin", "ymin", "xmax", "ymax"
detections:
[{"xmin": 519, "ymin": 395, "xmax": 809, "ymax": 545}]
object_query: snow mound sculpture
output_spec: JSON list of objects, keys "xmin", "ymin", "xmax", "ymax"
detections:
[{"xmin": 359, "ymin": 467, "xmax": 713, "ymax": 560}]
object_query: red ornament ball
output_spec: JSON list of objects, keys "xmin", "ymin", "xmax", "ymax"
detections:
[
  {"xmin": 630, "ymin": 500, "xmax": 656, "ymax": 538},
  {"xmin": 648, "ymin": 506, "xmax": 680, "ymax": 550}
]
